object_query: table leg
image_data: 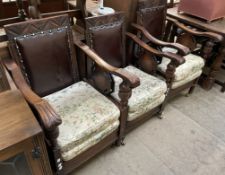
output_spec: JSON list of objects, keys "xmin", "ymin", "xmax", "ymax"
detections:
[{"xmin": 202, "ymin": 45, "xmax": 225, "ymax": 90}]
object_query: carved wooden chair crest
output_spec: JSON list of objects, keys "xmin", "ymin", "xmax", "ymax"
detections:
[
  {"xmin": 133, "ymin": 0, "xmax": 223, "ymax": 98},
  {"xmin": 3, "ymin": 15, "xmax": 140, "ymax": 174},
  {"xmin": 85, "ymin": 12, "xmax": 182, "ymax": 133}
]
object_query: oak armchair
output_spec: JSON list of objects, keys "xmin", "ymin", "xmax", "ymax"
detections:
[
  {"xmin": 134, "ymin": 0, "xmax": 223, "ymax": 98},
  {"xmin": 3, "ymin": 15, "xmax": 139, "ymax": 174},
  {"xmin": 85, "ymin": 12, "xmax": 184, "ymax": 133}
]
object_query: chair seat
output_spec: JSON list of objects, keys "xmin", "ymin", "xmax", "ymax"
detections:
[
  {"xmin": 158, "ymin": 47, "xmax": 205, "ymax": 89},
  {"xmin": 112, "ymin": 66, "xmax": 167, "ymax": 121},
  {"xmin": 43, "ymin": 81, "xmax": 120, "ymax": 161}
]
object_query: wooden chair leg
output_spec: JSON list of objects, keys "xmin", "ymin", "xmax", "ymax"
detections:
[
  {"xmin": 157, "ymin": 95, "xmax": 169, "ymax": 119},
  {"xmin": 188, "ymin": 84, "xmax": 196, "ymax": 95},
  {"xmin": 187, "ymin": 77, "xmax": 200, "ymax": 96}
]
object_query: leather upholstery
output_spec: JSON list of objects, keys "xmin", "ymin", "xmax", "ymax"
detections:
[
  {"xmin": 86, "ymin": 13, "xmax": 126, "ymax": 68},
  {"xmin": 85, "ymin": 13, "xmax": 126, "ymax": 95},
  {"xmin": 90, "ymin": 24, "xmax": 124, "ymax": 68},
  {"xmin": 15, "ymin": 27, "xmax": 75, "ymax": 96},
  {"xmin": 137, "ymin": 0, "xmax": 167, "ymax": 39},
  {"xmin": 5, "ymin": 15, "xmax": 79, "ymax": 97}
]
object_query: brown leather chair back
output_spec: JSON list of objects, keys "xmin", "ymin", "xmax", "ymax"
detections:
[
  {"xmin": 4, "ymin": 15, "xmax": 79, "ymax": 97},
  {"xmin": 137, "ymin": 0, "xmax": 167, "ymax": 39},
  {"xmin": 86, "ymin": 12, "xmax": 126, "ymax": 68},
  {"xmin": 85, "ymin": 12, "xmax": 126, "ymax": 94}
]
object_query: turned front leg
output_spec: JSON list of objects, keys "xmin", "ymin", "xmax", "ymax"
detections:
[{"xmin": 202, "ymin": 42, "xmax": 225, "ymax": 90}]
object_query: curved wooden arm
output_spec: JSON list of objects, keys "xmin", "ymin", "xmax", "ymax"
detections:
[
  {"xmin": 2, "ymin": 58, "xmax": 62, "ymax": 131},
  {"xmin": 74, "ymin": 40, "xmax": 140, "ymax": 88},
  {"xmin": 126, "ymin": 32, "xmax": 185, "ymax": 66},
  {"xmin": 167, "ymin": 17, "xmax": 223, "ymax": 42},
  {"xmin": 132, "ymin": 23, "xmax": 190, "ymax": 56}
]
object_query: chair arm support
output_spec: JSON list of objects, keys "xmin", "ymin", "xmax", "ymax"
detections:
[
  {"xmin": 74, "ymin": 40, "xmax": 140, "ymax": 88},
  {"xmin": 126, "ymin": 32, "xmax": 185, "ymax": 67},
  {"xmin": 2, "ymin": 58, "xmax": 62, "ymax": 131},
  {"xmin": 131, "ymin": 23, "xmax": 190, "ymax": 56},
  {"xmin": 167, "ymin": 17, "xmax": 223, "ymax": 42}
]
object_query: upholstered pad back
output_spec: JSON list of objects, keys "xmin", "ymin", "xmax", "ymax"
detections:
[
  {"xmin": 85, "ymin": 13, "xmax": 126, "ymax": 95},
  {"xmin": 5, "ymin": 15, "xmax": 79, "ymax": 97},
  {"xmin": 137, "ymin": 0, "xmax": 167, "ymax": 39},
  {"xmin": 86, "ymin": 13, "xmax": 126, "ymax": 68}
]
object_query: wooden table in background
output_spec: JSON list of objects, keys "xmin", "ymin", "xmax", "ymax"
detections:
[
  {"xmin": 0, "ymin": 28, "xmax": 9, "ymax": 93},
  {"xmin": 167, "ymin": 7, "xmax": 225, "ymax": 92}
]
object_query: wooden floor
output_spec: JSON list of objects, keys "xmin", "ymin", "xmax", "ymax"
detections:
[{"xmin": 71, "ymin": 84, "xmax": 225, "ymax": 175}]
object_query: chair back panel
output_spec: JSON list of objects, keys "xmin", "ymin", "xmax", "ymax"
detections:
[
  {"xmin": 85, "ymin": 12, "xmax": 125, "ymax": 95},
  {"xmin": 86, "ymin": 13, "xmax": 126, "ymax": 68},
  {"xmin": 5, "ymin": 15, "xmax": 79, "ymax": 96},
  {"xmin": 137, "ymin": 0, "xmax": 167, "ymax": 39}
]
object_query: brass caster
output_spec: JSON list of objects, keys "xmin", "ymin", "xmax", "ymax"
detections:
[
  {"xmin": 116, "ymin": 138, "xmax": 125, "ymax": 146},
  {"xmin": 157, "ymin": 112, "xmax": 164, "ymax": 119},
  {"xmin": 185, "ymin": 93, "xmax": 190, "ymax": 97},
  {"xmin": 121, "ymin": 139, "xmax": 125, "ymax": 146}
]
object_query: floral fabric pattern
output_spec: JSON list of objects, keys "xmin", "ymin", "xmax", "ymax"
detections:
[
  {"xmin": 158, "ymin": 47, "xmax": 205, "ymax": 82},
  {"xmin": 112, "ymin": 66, "xmax": 167, "ymax": 121},
  {"xmin": 172, "ymin": 70, "xmax": 202, "ymax": 89},
  {"xmin": 43, "ymin": 81, "xmax": 120, "ymax": 161}
]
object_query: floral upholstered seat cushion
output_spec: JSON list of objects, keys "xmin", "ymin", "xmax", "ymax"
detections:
[
  {"xmin": 158, "ymin": 47, "xmax": 205, "ymax": 88},
  {"xmin": 43, "ymin": 81, "xmax": 120, "ymax": 161},
  {"xmin": 112, "ymin": 66, "xmax": 167, "ymax": 121}
]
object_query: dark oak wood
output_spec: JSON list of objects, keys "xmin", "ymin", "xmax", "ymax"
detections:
[
  {"xmin": 0, "ymin": 0, "xmax": 27, "ymax": 93},
  {"xmin": 85, "ymin": 12, "xmax": 170, "ymax": 140},
  {"xmin": 2, "ymin": 15, "xmax": 139, "ymax": 174},
  {"xmin": 133, "ymin": 0, "xmax": 224, "ymax": 99},
  {"xmin": 167, "ymin": 7, "xmax": 225, "ymax": 91},
  {"xmin": 0, "ymin": 61, "xmax": 10, "ymax": 93},
  {"xmin": 0, "ymin": 90, "xmax": 52, "ymax": 175}
]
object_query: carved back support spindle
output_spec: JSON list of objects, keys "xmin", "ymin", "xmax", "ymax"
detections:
[
  {"xmin": 164, "ymin": 19, "xmax": 173, "ymax": 41},
  {"xmin": 168, "ymin": 23, "xmax": 178, "ymax": 42}
]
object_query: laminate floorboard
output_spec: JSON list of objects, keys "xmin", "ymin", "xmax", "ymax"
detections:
[{"xmin": 71, "ymin": 85, "xmax": 225, "ymax": 175}]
